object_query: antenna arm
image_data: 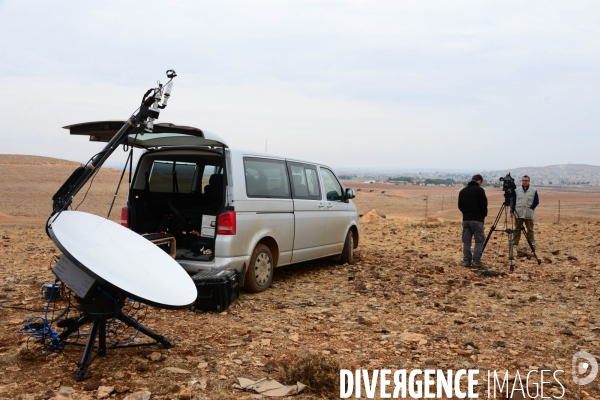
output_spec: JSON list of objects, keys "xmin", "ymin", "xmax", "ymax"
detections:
[{"xmin": 51, "ymin": 118, "xmax": 139, "ymax": 214}]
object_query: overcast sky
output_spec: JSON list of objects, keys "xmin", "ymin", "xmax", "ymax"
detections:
[{"xmin": 1, "ymin": 1, "xmax": 598, "ymax": 171}]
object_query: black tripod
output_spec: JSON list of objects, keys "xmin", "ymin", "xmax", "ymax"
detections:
[
  {"xmin": 51, "ymin": 287, "xmax": 173, "ymax": 382},
  {"xmin": 483, "ymin": 200, "xmax": 541, "ymax": 272}
]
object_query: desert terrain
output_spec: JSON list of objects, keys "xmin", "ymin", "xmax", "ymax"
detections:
[{"xmin": 2, "ymin": 155, "xmax": 600, "ymax": 399}]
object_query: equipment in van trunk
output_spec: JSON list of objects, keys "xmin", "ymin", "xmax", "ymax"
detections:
[
  {"xmin": 143, "ymin": 233, "xmax": 177, "ymax": 258},
  {"xmin": 45, "ymin": 71, "xmax": 198, "ymax": 382},
  {"xmin": 63, "ymin": 120, "xmax": 231, "ymax": 267}
]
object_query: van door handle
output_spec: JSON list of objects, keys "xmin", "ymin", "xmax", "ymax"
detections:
[
  {"xmin": 326, "ymin": 204, "xmax": 333, "ymax": 209},
  {"xmin": 318, "ymin": 203, "xmax": 324, "ymax": 208}
]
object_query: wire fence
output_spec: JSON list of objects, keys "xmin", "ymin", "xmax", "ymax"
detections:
[{"xmin": 356, "ymin": 190, "xmax": 600, "ymax": 224}]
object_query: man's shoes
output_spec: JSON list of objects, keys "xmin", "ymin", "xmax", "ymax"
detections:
[
  {"xmin": 472, "ymin": 262, "xmax": 485, "ymax": 268},
  {"xmin": 462, "ymin": 262, "xmax": 471, "ymax": 268}
]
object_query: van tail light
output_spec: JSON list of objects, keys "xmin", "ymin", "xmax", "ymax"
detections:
[
  {"xmin": 217, "ymin": 211, "xmax": 236, "ymax": 235},
  {"xmin": 120, "ymin": 206, "xmax": 129, "ymax": 228}
]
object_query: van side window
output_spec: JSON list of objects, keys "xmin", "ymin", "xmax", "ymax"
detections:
[
  {"xmin": 148, "ymin": 160, "xmax": 197, "ymax": 193},
  {"xmin": 200, "ymin": 165, "xmax": 223, "ymax": 194},
  {"xmin": 288, "ymin": 163, "xmax": 321, "ymax": 200},
  {"xmin": 320, "ymin": 168, "xmax": 343, "ymax": 201},
  {"xmin": 244, "ymin": 158, "xmax": 291, "ymax": 199}
]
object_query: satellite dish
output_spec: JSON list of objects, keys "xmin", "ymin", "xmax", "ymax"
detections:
[
  {"xmin": 47, "ymin": 211, "xmax": 197, "ymax": 309},
  {"xmin": 43, "ymin": 71, "xmax": 195, "ymax": 382},
  {"xmin": 47, "ymin": 211, "xmax": 198, "ymax": 381}
]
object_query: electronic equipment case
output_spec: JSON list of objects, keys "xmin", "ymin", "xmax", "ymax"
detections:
[{"xmin": 191, "ymin": 269, "xmax": 239, "ymax": 311}]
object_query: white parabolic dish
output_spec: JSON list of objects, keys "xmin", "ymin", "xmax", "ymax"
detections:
[{"xmin": 48, "ymin": 211, "xmax": 197, "ymax": 308}]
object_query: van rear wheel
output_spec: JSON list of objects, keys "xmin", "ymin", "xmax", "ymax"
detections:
[
  {"xmin": 244, "ymin": 244, "xmax": 273, "ymax": 293},
  {"xmin": 338, "ymin": 230, "xmax": 354, "ymax": 265}
]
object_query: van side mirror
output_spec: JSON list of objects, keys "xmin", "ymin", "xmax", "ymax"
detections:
[{"xmin": 345, "ymin": 188, "xmax": 355, "ymax": 202}]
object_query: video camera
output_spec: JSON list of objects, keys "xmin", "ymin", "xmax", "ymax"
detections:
[{"xmin": 499, "ymin": 172, "xmax": 516, "ymax": 205}]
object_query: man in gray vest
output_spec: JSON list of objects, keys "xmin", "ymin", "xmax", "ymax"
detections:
[{"xmin": 510, "ymin": 175, "xmax": 539, "ymax": 249}]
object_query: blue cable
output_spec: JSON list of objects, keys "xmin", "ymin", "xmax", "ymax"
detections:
[
  {"xmin": 98, "ymin": 288, "xmax": 141, "ymax": 345},
  {"xmin": 20, "ymin": 285, "xmax": 143, "ymax": 348},
  {"xmin": 19, "ymin": 279, "xmax": 63, "ymax": 348}
]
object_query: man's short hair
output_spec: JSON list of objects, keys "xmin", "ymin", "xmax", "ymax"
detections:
[
  {"xmin": 472, "ymin": 174, "xmax": 483, "ymax": 182},
  {"xmin": 522, "ymin": 175, "xmax": 530, "ymax": 180}
]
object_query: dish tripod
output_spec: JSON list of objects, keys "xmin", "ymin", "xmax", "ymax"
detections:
[
  {"xmin": 482, "ymin": 199, "xmax": 541, "ymax": 273},
  {"xmin": 50, "ymin": 286, "xmax": 173, "ymax": 382}
]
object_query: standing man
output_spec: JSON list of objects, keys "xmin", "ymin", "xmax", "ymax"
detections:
[
  {"xmin": 511, "ymin": 175, "xmax": 539, "ymax": 250},
  {"xmin": 458, "ymin": 174, "xmax": 488, "ymax": 267}
]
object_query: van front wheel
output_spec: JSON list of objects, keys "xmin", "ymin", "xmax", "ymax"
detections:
[
  {"xmin": 245, "ymin": 244, "xmax": 273, "ymax": 293},
  {"xmin": 338, "ymin": 230, "xmax": 354, "ymax": 265}
]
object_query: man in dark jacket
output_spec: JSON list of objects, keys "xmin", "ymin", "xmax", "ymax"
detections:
[{"xmin": 458, "ymin": 174, "xmax": 488, "ymax": 267}]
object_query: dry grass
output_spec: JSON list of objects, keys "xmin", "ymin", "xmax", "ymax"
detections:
[
  {"xmin": 204, "ymin": 381, "xmax": 240, "ymax": 400},
  {"xmin": 16, "ymin": 344, "xmax": 37, "ymax": 362},
  {"xmin": 278, "ymin": 352, "xmax": 344, "ymax": 398}
]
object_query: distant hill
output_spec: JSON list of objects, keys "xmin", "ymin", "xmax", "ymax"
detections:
[
  {"xmin": 0, "ymin": 154, "xmax": 80, "ymax": 166},
  {"xmin": 486, "ymin": 164, "xmax": 600, "ymax": 186},
  {"xmin": 503, "ymin": 164, "xmax": 600, "ymax": 173},
  {"xmin": 0, "ymin": 154, "xmax": 128, "ymax": 221}
]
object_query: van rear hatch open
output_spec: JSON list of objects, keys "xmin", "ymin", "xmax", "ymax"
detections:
[
  {"xmin": 64, "ymin": 121, "xmax": 228, "ymax": 149},
  {"xmin": 64, "ymin": 120, "xmax": 230, "ymax": 264}
]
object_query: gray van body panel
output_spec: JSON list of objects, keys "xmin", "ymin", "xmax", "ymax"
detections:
[{"xmin": 176, "ymin": 148, "xmax": 359, "ymax": 274}]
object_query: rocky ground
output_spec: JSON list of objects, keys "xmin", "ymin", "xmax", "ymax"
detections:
[
  {"xmin": 2, "ymin": 217, "xmax": 600, "ymax": 399},
  {"xmin": 2, "ymin": 155, "xmax": 600, "ymax": 399}
]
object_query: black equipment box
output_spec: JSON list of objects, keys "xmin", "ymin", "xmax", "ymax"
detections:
[{"xmin": 191, "ymin": 269, "xmax": 239, "ymax": 311}]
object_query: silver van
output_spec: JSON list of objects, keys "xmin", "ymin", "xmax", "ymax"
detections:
[{"xmin": 66, "ymin": 122, "xmax": 360, "ymax": 292}]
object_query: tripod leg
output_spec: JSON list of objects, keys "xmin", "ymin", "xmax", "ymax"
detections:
[
  {"xmin": 50, "ymin": 314, "xmax": 90, "ymax": 350},
  {"xmin": 521, "ymin": 224, "xmax": 542, "ymax": 265},
  {"xmin": 482, "ymin": 226, "xmax": 495, "ymax": 253},
  {"xmin": 483, "ymin": 204, "xmax": 505, "ymax": 252},
  {"xmin": 117, "ymin": 313, "xmax": 173, "ymax": 349},
  {"xmin": 508, "ymin": 213, "xmax": 515, "ymax": 273},
  {"xmin": 98, "ymin": 319, "xmax": 107, "ymax": 357},
  {"xmin": 508, "ymin": 232, "xmax": 515, "ymax": 273},
  {"xmin": 74, "ymin": 319, "xmax": 101, "ymax": 382}
]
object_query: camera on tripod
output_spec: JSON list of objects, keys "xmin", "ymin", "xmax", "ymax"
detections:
[
  {"xmin": 499, "ymin": 173, "xmax": 516, "ymax": 204},
  {"xmin": 483, "ymin": 171, "xmax": 541, "ymax": 272}
]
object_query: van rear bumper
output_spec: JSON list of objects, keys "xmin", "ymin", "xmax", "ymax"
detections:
[{"xmin": 177, "ymin": 256, "xmax": 250, "ymax": 276}]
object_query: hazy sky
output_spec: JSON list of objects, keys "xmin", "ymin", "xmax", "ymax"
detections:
[{"xmin": 1, "ymin": 1, "xmax": 598, "ymax": 171}]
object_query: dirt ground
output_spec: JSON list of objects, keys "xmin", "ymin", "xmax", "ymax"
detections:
[
  {"xmin": 2, "ymin": 155, "xmax": 600, "ymax": 399},
  {"xmin": 0, "ymin": 155, "xmax": 128, "ymax": 225}
]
